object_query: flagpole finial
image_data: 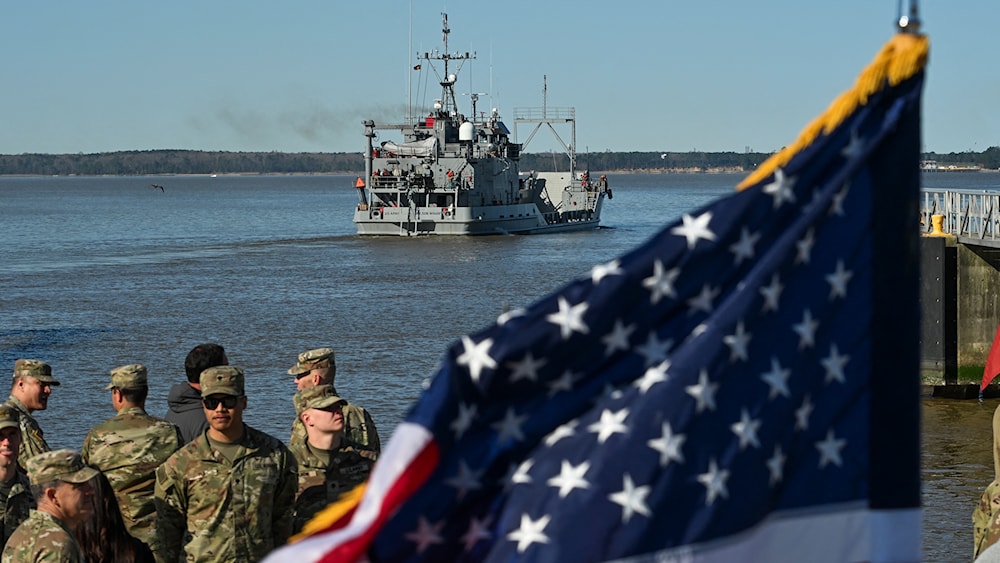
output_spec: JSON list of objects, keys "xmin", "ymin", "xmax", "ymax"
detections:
[{"xmin": 897, "ymin": 0, "xmax": 921, "ymax": 33}]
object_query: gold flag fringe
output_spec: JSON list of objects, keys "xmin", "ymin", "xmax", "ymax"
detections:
[
  {"xmin": 290, "ymin": 482, "xmax": 368, "ymax": 543},
  {"xmin": 737, "ymin": 32, "xmax": 929, "ymax": 190}
]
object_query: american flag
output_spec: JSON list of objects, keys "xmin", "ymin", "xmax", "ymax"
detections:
[{"xmin": 266, "ymin": 33, "xmax": 925, "ymax": 563}]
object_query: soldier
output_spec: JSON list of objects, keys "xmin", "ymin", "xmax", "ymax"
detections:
[
  {"xmin": 1, "ymin": 450, "xmax": 97, "ymax": 563},
  {"xmin": 81, "ymin": 363, "xmax": 181, "ymax": 549},
  {"xmin": 165, "ymin": 343, "xmax": 228, "ymax": 444},
  {"xmin": 5, "ymin": 359, "xmax": 58, "ymax": 466},
  {"xmin": 154, "ymin": 366, "xmax": 297, "ymax": 562},
  {"xmin": 288, "ymin": 347, "xmax": 381, "ymax": 453},
  {"xmin": 0, "ymin": 405, "xmax": 31, "ymax": 550},
  {"xmin": 291, "ymin": 384, "xmax": 376, "ymax": 533}
]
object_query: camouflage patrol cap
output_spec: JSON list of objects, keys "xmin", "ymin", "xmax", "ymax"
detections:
[
  {"xmin": 0, "ymin": 405, "xmax": 19, "ymax": 431},
  {"xmin": 293, "ymin": 384, "xmax": 346, "ymax": 416},
  {"xmin": 200, "ymin": 366, "xmax": 245, "ymax": 397},
  {"xmin": 105, "ymin": 363, "xmax": 148, "ymax": 390},
  {"xmin": 287, "ymin": 347, "xmax": 335, "ymax": 376},
  {"xmin": 12, "ymin": 359, "xmax": 60, "ymax": 386},
  {"xmin": 25, "ymin": 449, "xmax": 98, "ymax": 486}
]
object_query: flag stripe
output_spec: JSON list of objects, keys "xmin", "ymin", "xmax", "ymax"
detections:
[
  {"xmin": 269, "ymin": 423, "xmax": 438, "ymax": 562},
  {"xmin": 607, "ymin": 506, "xmax": 921, "ymax": 563}
]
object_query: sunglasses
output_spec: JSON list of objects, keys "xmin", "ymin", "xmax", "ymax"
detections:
[{"xmin": 202, "ymin": 396, "xmax": 240, "ymax": 410}]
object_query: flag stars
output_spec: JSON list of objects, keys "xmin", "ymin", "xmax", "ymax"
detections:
[
  {"xmin": 636, "ymin": 332, "xmax": 673, "ymax": 368},
  {"xmin": 591, "ymin": 259, "xmax": 624, "ymax": 284},
  {"xmin": 671, "ymin": 210, "xmax": 716, "ymax": 249},
  {"xmin": 841, "ymin": 128, "xmax": 866, "ymax": 160},
  {"xmin": 767, "ymin": 445, "xmax": 787, "ymax": 485},
  {"xmin": 508, "ymin": 459, "xmax": 534, "ymax": 486},
  {"xmin": 497, "ymin": 307, "xmax": 526, "ymax": 326},
  {"xmin": 822, "ymin": 343, "xmax": 850, "ymax": 384},
  {"xmin": 826, "ymin": 260, "xmax": 853, "ymax": 300},
  {"xmin": 609, "ymin": 474, "xmax": 652, "ymax": 523},
  {"xmin": 723, "ymin": 321, "xmax": 752, "ymax": 362},
  {"xmin": 635, "ymin": 360, "xmax": 670, "ymax": 393},
  {"xmin": 761, "ymin": 357, "xmax": 791, "ymax": 399},
  {"xmin": 643, "ymin": 260, "xmax": 680, "ymax": 304},
  {"xmin": 507, "ymin": 514, "xmax": 551, "ymax": 554},
  {"xmin": 493, "ymin": 408, "xmax": 528, "ymax": 443},
  {"xmin": 457, "ymin": 336, "xmax": 497, "ymax": 384},
  {"xmin": 685, "ymin": 369, "xmax": 719, "ymax": 413},
  {"xmin": 648, "ymin": 422, "xmax": 686, "ymax": 466},
  {"xmin": 546, "ymin": 370, "xmax": 577, "ymax": 396},
  {"xmin": 792, "ymin": 308, "xmax": 819, "ymax": 349},
  {"xmin": 602, "ymin": 319, "xmax": 635, "ymax": 357},
  {"xmin": 546, "ymin": 296, "xmax": 590, "ymax": 340},
  {"xmin": 697, "ymin": 459, "xmax": 730, "ymax": 505},
  {"xmin": 830, "ymin": 182, "xmax": 850, "ymax": 216},
  {"xmin": 507, "ymin": 352, "xmax": 546, "ymax": 383},
  {"xmin": 687, "ymin": 284, "xmax": 719, "ymax": 315},
  {"xmin": 763, "ymin": 168, "xmax": 797, "ymax": 208},
  {"xmin": 795, "ymin": 395, "xmax": 814, "ymax": 431},
  {"xmin": 544, "ymin": 420, "xmax": 578, "ymax": 447},
  {"xmin": 547, "ymin": 460, "xmax": 592, "ymax": 498},
  {"xmin": 795, "ymin": 228, "xmax": 815, "ymax": 265},
  {"xmin": 588, "ymin": 408, "xmax": 630, "ymax": 443},
  {"xmin": 446, "ymin": 460, "xmax": 483, "ymax": 499},
  {"xmin": 760, "ymin": 274, "xmax": 784, "ymax": 313},
  {"xmin": 816, "ymin": 430, "xmax": 847, "ymax": 468},
  {"xmin": 729, "ymin": 228, "xmax": 760, "ymax": 264},
  {"xmin": 461, "ymin": 516, "xmax": 492, "ymax": 552},
  {"xmin": 450, "ymin": 402, "xmax": 477, "ymax": 439},
  {"xmin": 731, "ymin": 408, "xmax": 762, "ymax": 450},
  {"xmin": 405, "ymin": 516, "xmax": 445, "ymax": 553}
]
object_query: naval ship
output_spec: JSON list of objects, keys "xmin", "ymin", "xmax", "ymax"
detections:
[{"xmin": 353, "ymin": 14, "xmax": 611, "ymax": 236}]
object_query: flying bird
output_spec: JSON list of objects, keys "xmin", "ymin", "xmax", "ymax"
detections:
[{"xmin": 151, "ymin": 184, "xmax": 164, "ymax": 192}]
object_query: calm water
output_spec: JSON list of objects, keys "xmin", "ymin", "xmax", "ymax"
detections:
[{"xmin": 2, "ymin": 171, "xmax": 999, "ymax": 561}]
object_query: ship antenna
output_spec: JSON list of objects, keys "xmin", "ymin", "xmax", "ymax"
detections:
[
  {"xmin": 406, "ymin": 0, "xmax": 413, "ymax": 123},
  {"xmin": 897, "ymin": 0, "xmax": 920, "ymax": 33},
  {"xmin": 543, "ymin": 75, "xmax": 548, "ymax": 119}
]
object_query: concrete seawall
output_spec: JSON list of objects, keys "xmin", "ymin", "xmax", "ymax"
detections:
[{"xmin": 921, "ymin": 236, "xmax": 1000, "ymax": 394}]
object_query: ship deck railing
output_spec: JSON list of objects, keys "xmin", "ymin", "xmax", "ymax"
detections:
[
  {"xmin": 921, "ymin": 188, "xmax": 1000, "ymax": 244},
  {"xmin": 512, "ymin": 107, "xmax": 576, "ymax": 122}
]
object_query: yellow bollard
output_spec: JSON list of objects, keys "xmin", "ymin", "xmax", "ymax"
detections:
[{"xmin": 923, "ymin": 213, "xmax": 956, "ymax": 241}]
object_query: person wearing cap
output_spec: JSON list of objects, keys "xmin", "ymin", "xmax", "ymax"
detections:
[
  {"xmin": 291, "ymin": 384, "xmax": 376, "ymax": 533},
  {"xmin": 5, "ymin": 359, "xmax": 58, "ymax": 467},
  {"xmin": 0, "ymin": 405, "xmax": 31, "ymax": 550},
  {"xmin": 1, "ymin": 449, "xmax": 96, "ymax": 563},
  {"xmin": 80, "ymin": 363, "xmax": 181, "ymax": 550},
  {"xmin": 165, "ymin": 343, "xmax": 228, "ymax": 444},
  {"xmin": 154, "ymin": 366, "xmax": 297, "ymax": 562},
  {"xmin": 288, "ymin": 347, "xmax": 381, "ymax": 454}
]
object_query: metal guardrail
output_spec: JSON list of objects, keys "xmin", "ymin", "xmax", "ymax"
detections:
[{"xmin": 921, "ymin": 188, "xmax": 1000, "ymax": 242}]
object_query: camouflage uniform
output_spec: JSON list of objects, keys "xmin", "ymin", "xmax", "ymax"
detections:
[
  {"xmin": 2, "ymin": 449, "xmax": 97, "ymax": 563},
  {"xmin": 290, "ymin": 385, "xmax": 376, "ymax": 533},
  {"xmin": 81, "ymin": 406, "xmax": 181, "ymax": 548},
  {"xmin": 154, "ymin": 425, "xmax": 298, "ymax": 562},
  {"xmin": 290, "ymin": 400, "xmax": 380, "ymax": 454},
  {"xmin": 4, "ymin": 395, "xmax": 49, "ymax": 465},
  {"xmin": 0, "ymin": 510, "xmax": 84, "ymax": 563},
  {"xmin": 0, "ymin": 471, "xmax": 31, "ymax": 551},
  {"xmin": 287, "ymin": 348, "xmax": 381, "ymax": 453},
  {"xmin": 291, "ymin": 438, "xmax": 375, "ymax": 533}
]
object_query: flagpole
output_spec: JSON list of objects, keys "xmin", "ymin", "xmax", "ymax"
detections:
[{"xmin": 897, "ymin": 0, "xmax": 920, "ymax": 33}]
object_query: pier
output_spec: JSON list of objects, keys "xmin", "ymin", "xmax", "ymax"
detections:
[{"xmin": 921, "ymin": 188, "xmax": 1000, "ymax": 393}]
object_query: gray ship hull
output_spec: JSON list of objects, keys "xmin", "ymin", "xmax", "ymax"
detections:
[{"xmin": 352, "ymin": 14, "xmax": 610, "ymax": 237}]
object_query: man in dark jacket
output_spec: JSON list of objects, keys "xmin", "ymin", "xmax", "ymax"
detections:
[{"xmin": 165, "ymin": 343, "xmax": 227, "ymax": 444}]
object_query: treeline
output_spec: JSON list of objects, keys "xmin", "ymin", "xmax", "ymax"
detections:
[{"xmin": 1, "ymin": 147, "xmax": 998, "ymax": 176}]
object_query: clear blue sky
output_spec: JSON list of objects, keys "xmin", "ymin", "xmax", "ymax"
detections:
[{"xmin": 1, "ymin": 1, "xmax": 993, "ymax": 155}]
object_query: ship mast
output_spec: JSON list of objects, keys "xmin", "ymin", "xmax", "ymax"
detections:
[{"xmin": 420, "ymin": 13, "xmax": 474, "ymax": 118}]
